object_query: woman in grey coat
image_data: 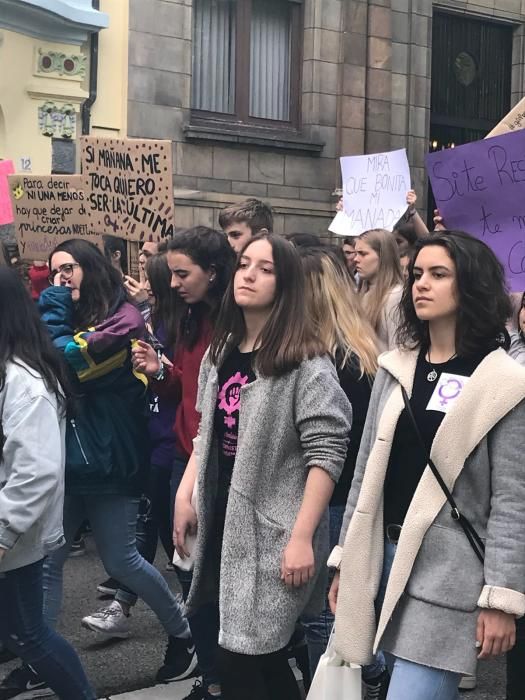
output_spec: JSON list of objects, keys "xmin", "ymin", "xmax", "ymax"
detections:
[
  {"xmin": 506, "ymin": 291, "xmax": 525, "ymax": 700},
  {"xmin": 173, "ymin": 234, "xmax": 352, "ymax": 700},
  {"xmin": 329, "ymin": 231, "xmax": 525, "ymax": 700}
]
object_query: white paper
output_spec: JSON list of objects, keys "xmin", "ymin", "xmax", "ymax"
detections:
[
  {"xmin": 426, "ymin": 372, "xmax": 470, "ymax": 414},
  {"xmin": 328, "ymin": 211, "xmax": 354, "ymax": 236},
  {"xmin": 338, "ymin": 148, "xmax": 411, "ymax": 237}
]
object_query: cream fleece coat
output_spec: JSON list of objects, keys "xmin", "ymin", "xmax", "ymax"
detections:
[{"xmin": 330, "ymin": 347, "xmax": 525, "ymax": 675}]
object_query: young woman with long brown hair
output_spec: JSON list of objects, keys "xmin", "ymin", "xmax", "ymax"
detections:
[
  {"xmin": 330, "ymin": 232, "xmax": 525, "ymax": 700},
  {"xmin": 355, "ymin": 229, "xmax": 404, "ymax": 352},
  {"xmin": 170, "ymin": 234, "xmax": 351, "ymax": 700}
]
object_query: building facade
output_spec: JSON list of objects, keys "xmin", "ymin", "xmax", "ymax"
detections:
[
  {"xmin": 127, "ymin": 0, "xmax": 525, "ymax": 234},
  {"xmin": 0, "ymin": 0, "xmax": 128, "ymax": 246},
  {"xmin": 1, "ymin": 0, "xmax": 523, "ymax": 238}
]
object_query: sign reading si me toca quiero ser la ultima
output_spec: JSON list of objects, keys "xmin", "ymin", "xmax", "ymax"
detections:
[{"xmin": 80, "ymin": 136, "xmax": 175, "ymax": 243}]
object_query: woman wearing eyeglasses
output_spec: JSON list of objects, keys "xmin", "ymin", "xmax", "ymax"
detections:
[{"xmin": 1, "ymin": 240, "xmax": 196, "ymax": 698}]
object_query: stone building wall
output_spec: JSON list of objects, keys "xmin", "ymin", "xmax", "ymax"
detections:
[{"xmin": 127, "ymin": 0, "xmax": 525, "ymax": 234}]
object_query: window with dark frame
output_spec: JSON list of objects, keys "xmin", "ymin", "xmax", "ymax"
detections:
[{"xmin": 191, "ymin": 0, "xmax": 303, "ymax": 129}]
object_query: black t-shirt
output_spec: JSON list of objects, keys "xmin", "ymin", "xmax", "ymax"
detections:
[
  {"xmin": 214, "ymin": 346, "xmax": 256, "ymax": 504},
  {"xmin": 384, "ymin": 349, "xmax": 486, "ymax": 527}
]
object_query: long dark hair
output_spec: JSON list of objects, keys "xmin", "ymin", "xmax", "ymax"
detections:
[
  {"xmin": 49, "ymin": 239, "xmax": 124, "ymax": 329},
  {"xmin": 168, "ymin": 227, "xmax": 235, "ymax": 349},
  {"xmin": 0, "ymin": 267, "xmax": 72, "ymax": 418},
  {"xmin": 210, "ymin": 233, "xmax": 325, "ymax": 376},
  {"xmin": 397, "ymin": 231, "xmax": 512, "ymax": 356},
  {"xmin": 145, "ymin": 253, "xmax": 178, "ymax": 349}
]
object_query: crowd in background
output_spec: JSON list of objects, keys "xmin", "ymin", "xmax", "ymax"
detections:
[{"xmin": 1, "ymin": 191, "xmax": 525, "ymax": 700}]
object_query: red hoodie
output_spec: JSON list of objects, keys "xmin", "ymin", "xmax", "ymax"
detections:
[
  {"xmin": 28, "ymin": 263, "xmax": 50, "ymax": 300},
  {"xmin": 153, "ymin": 314, "xmax": 213, "ymax": 460}
]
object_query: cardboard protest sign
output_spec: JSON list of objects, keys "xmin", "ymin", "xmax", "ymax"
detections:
[
  {"xmin": 333, "ymin": 149, "xmax": 410, "ymax": 237},
  {"xmin": 0, "ymin": 160, "xmax": 15, "ymax": 225},
  {"xmin": 8, "ymin": 174, "xmax": 98, "ymax": 260},
  {"xmin": 487, "ymin": 96, "xmax": 525, "ymax": 138},
  {"xmin": 80, "ymin": 136, "xmax": 174, "ymax": 243},
  {"xmin": 425, "ymin": 129, "xmax": 525, "ymax": 291}
]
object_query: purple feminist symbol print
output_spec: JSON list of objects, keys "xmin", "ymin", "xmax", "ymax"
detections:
[{"xmin": 438, "ymin": 378, "xmax": 464, "ymax": 407}]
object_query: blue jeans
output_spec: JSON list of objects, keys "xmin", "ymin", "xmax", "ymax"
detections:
[
  {"xmin": 43, "ymin": 494, "xmax": 189, "ymax": 638},
  {"xmin": 115, "ymin": 492, "xmax": 158, "ymax": 607},
  {"xmin": 0, "ymin": 559, "xmax": 96, "ymax": 699},
  {"xmin": 302, "ymin": 506, "xmax": 385, "ymax": 681},
  {"xmin": 112, "ymin": 463, "xmax": 176, "ymax": 607},
  {"xmin": 378, "ymin": 541, "xmax": 460, "ymax": 700},
  {"xmin": 171, "ymin": 453, "xmax": 220, "ymax": 688}
]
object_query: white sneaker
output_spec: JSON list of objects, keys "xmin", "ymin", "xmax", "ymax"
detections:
[
  {"xmin": 458, "ymin": 674, "xmax": 477, "ymax": 690},
  {"xmin": 81, "ymin": 599, "xmax": 131, "ymax": 639}
]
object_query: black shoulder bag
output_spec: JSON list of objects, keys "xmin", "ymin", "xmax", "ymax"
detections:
[{"xmin": 401, "ymin": 386, "xmax": 485, "ymax": 564}]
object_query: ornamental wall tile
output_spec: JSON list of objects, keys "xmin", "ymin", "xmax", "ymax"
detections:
[{"xmin": 35, "ymin": 47, "xmax": 87, "ymax": 80}]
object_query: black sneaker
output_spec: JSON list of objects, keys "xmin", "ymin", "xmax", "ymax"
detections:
[
  {"xmin": 156, "ymin": 635, "xmax": 198, "ymax": 683},
  {"xmin": 182, "ymin": 679, "xmax": 221, "ymax": 699},
  {"xmin": 364, "ymin": 669, "xmax": 390, "ymax": 700},
  {"xmin": 96, "ymin": 577, "xmax": 120, "ymax": 596},
  {"xmin": 0, "ymin": 665, "xmax": 54, "ymax": 699},
  {"xmin": 68, "ymin": 535, "xmax": 86, "ymax": 558},
  {"xmin": 0, "ymin": 646, "xmax": 16, "ymax": 665}
]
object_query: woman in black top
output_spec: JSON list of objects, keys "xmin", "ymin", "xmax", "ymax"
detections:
[
  {"xmin": 330, "ymin": 231, "xmax": 525, "ymax": 700},
  {"xmin": 299, "ymin": 247, "xmax": 385, "ymax": 691}
]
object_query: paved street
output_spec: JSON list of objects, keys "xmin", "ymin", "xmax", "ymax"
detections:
[{"xmin": 0, "ymin": 535, "xmax": 507, "ymax": 699}]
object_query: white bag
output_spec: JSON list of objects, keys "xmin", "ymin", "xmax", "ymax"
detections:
[
  {"xmin": 172, "ymin": 478, "xmax": 198, "ymax": 572},
  {"xmin": 307, "ymin": 628, "xmax": 362, "ymax": 700}
]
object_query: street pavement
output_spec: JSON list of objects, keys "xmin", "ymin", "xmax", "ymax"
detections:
[{"xmin": 0, "ymin": 535, "xmax": 507, "ymax": 699}]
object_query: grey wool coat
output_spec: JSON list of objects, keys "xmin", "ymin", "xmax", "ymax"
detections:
[
  {"xmin": 186, "ymin": 352, "xmax": 352, "ymax": 655},
  {"xmin": 330, "ymin": 347, "xmax": 525, "ymax": 676}
]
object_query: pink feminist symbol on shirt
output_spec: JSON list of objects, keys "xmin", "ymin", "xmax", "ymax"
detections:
[{"xmin": 218, "ymin": 372, "xmax": 249, "ymax": 428}]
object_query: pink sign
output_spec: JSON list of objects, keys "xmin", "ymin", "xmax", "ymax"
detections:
[{"xmin": 0, "ymin": 160, "xmax": 15, "ymax": 225}]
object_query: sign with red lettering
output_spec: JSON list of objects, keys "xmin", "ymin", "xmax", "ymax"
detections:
[{"xmin": 80, "ymin": 136, "xmax": 174, "ymax": 243}]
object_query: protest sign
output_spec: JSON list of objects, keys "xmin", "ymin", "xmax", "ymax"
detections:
[
  {"xmin": 487, "ymin": 96, "xmax": 525, "ymax": 138},
  {"xmin": 0, "ymin": 160, "xmax": 15, "ymax": 225},
  {"xmin": 8, "ymin": 174, "xmax": 98, "ymax": 260},
  {"xmin": 333, "ymin": 149, "xmax": 410, "ymax": 237},
  {"xmin": 426, "ymin": 128, "xmax": 525, "ymax": 291},
  {"xmin": 328, "ymin": 211, "xmax": 353, "ymax": 236},
  {"xmin": 80, "ymin": 136, "xmax": 174, "ymax": 243}
]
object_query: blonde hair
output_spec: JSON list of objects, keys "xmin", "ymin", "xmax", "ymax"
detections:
[
  {"xmin": 301, "ymin": 248, "xmax": 378, "ymax": 377},
  {"xmin": 357, "ymin": 229, "xmax": 403, "ymax": 332}
]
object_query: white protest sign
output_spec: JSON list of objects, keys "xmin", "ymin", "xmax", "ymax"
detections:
[
  {"xmin": 328, "ymin": 211, "xmax": 352, "ymax": 236},
  {"xmin": 336, "ymin": 149, "xmax": 410, "ymax": 237}
]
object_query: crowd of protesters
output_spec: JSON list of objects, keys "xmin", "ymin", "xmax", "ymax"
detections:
[{"xmin": 1, "ymin": 191, "xmax": 525, "ymax": 700}]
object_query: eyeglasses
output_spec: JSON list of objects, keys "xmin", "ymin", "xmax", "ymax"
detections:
[{"xmin": 48, "ymin": 263, "xmax": 80, "ymax": 285}]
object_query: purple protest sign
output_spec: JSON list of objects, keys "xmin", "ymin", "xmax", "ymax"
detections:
[{"xmin": 426, "ymin": 129, "xmax": 525, "ymax": 291}]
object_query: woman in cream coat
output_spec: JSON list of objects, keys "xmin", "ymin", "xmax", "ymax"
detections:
[{"xmin": 329, "ymin": 231, "xmax": 525, "ymax": 699}]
